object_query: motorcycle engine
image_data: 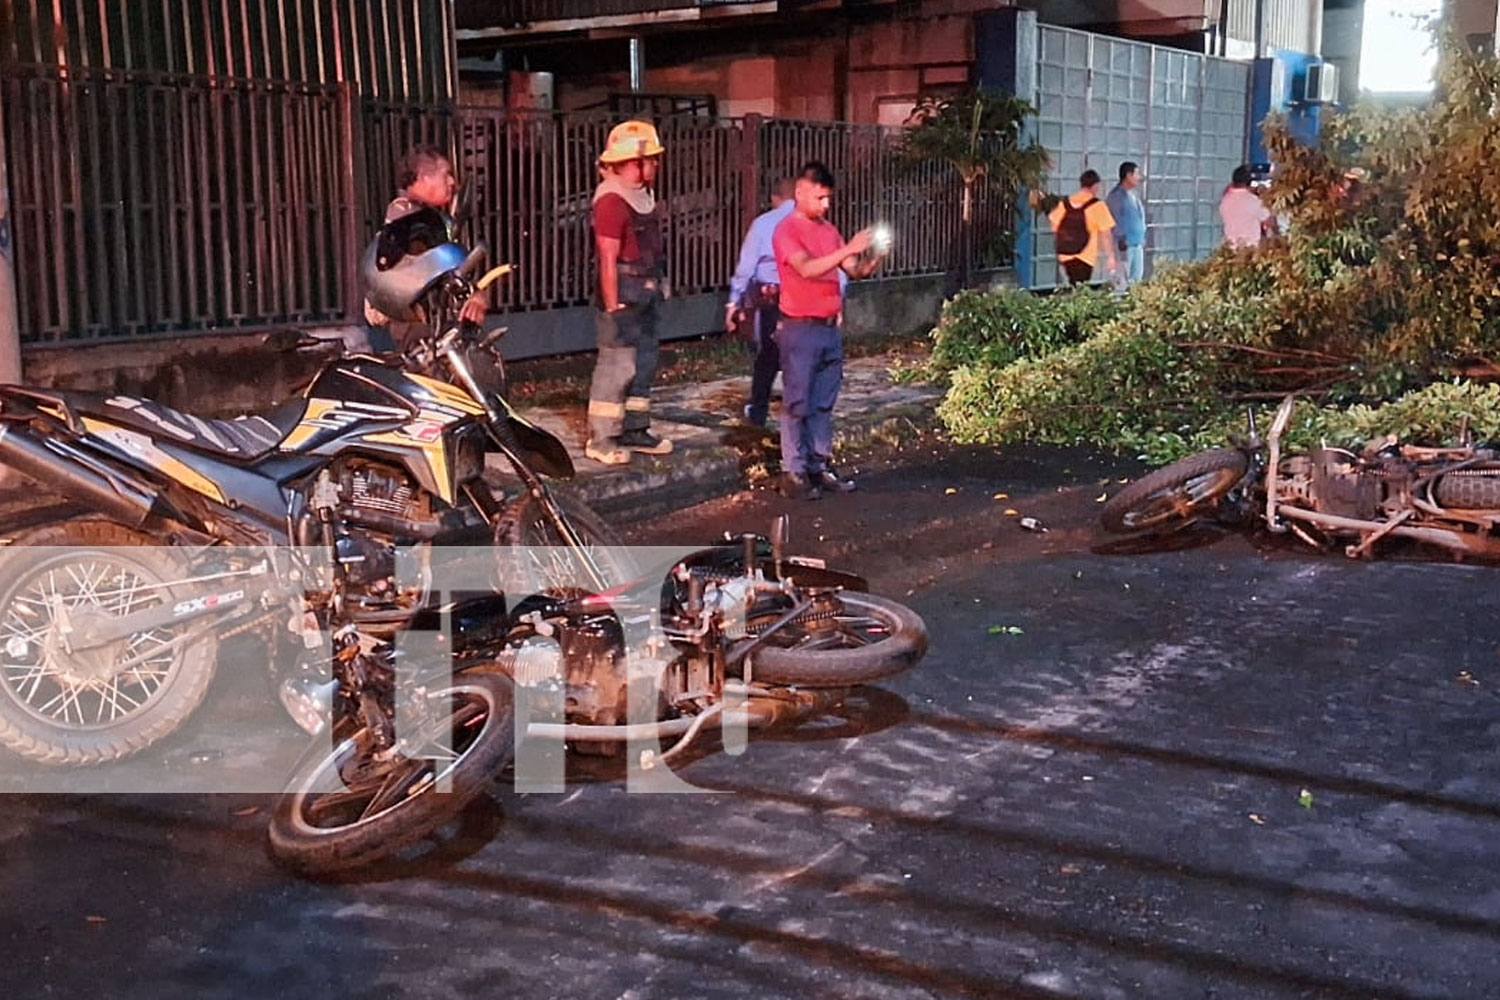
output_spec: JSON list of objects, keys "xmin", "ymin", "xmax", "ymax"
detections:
[
  {"xmin": 317, "ymin": 460, "xmax": 441, "ymax": 624},
  {"xmin": 1306, "ymin": 448, "xmax": 1381, "ymax": 519}
]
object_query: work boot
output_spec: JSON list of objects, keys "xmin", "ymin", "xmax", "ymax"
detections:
[
  {"xmin": 618, "ymin": 428, "xmax": 674, "ymax": 455},
  {"xmin": 584, "ymin": 439, "xmax": 631, "ymax": 466},
  {"xmin": 811, "ymin": 468, "xmax": 856, "ymax": 494},
  {"xmin": 779, "ymin": 472, "xmax": 823, "ymax": 501}
]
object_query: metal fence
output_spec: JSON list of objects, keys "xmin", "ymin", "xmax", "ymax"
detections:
[
  {"xmin": 1028, "ymin": 24, "xmax": 1251, "ymax": 287},
  {"xmin": 3, "ymin": 64, "xmax": 355, "ymax": 344},
  {"xmin": 1, "ymin": 65, "xmax": 1015, "ymax": 347}
]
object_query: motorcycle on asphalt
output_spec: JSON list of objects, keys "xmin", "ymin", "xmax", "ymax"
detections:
[
  {"xmin": 0, "ymin": 207, "xmax": 929, "ymax": 875},
  {"xmin": 1099, "ymin": 394, "xmax": 1500, "ymax": 560}
]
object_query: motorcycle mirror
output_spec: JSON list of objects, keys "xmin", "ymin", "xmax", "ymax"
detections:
[
  {"xmin": 771, "ymin": 514, "xmax": 789, "ymax": 572},
  {"xmin": 460, "ymin": 243, "xmax": 487, "ymax": 278},
  {"xmin": 1270, "ymin": 394, "xmax": 1296, "ymax": 439},
  {"xmin": 451, "ymin": 175, "xmax": 475, "ymax": 229}
]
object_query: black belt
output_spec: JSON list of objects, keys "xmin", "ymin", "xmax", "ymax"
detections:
[{"xmin": 781, "ymin": 315, "xmax": 838, "ymax": 326}]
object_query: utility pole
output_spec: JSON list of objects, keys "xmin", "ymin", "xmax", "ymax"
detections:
[{"xmin": 0, "ymin": 88, "xmax": 22, "ymax": 386}]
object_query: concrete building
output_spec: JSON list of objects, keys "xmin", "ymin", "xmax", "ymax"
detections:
[{"xmin": 455, "ymin": 1, "xmax": 1328, "ymax": 125}]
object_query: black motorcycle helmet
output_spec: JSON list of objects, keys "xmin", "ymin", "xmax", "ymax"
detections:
[{"xmin": 361, "ymin": 207, "xmax": 468, "ymax": 323}]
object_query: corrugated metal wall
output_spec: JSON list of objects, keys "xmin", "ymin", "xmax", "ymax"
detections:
[
  {"xmin": 1224, "ymin": 0, "xmax": 1316, "ymax": 53},
  {"xmin": 0, "ymin": 0, "xmax": 455, "ymax": 102},
  {"xmin": 1029, "ymin": 24, "xmax": 1251, "ymax": 287}
]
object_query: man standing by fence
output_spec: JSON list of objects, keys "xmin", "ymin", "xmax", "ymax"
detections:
[
  {"xmin": 1105, "ymin": 161, "xmax": 1146, "ymax": 290},
  {"xmin": 726, "ymin": 178, "xmax": 796, "ymax": 429},
  {"xmin": 364, "ymin": 145, "xmax": 486, "ymax": 353},
  {"xmin": 771, "ymin": 161, "xmax": 885, "ymax": 501},
  {"xmin": 586, "ymin": 121, "xmax": 673, "ymax": 466}
]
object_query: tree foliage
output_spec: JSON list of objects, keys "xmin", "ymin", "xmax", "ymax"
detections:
[
  {"xmin": 896, "ymin": 90, "xmax": 1049, "ymax": 281},
  {"xmin": 898, "ymin": 90, "xmax": 1049, "ymax": 193},
  {"xmin": 926, "ymin": 24, "xmax": 1500, "ymax": 462}
]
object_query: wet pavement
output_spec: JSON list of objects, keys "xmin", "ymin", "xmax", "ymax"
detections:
[{"xmin": 3, "ymin": 442, "xmax": 1500, "ymax": 999}]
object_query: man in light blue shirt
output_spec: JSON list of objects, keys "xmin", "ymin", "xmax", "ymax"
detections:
[
  {"xmin": 727, "ymin": 179, "xmax": 796, "ymax": 427},
  {"xmin": 1105, "ymin": 160, "xmax": 1147, "ymax": 290}
]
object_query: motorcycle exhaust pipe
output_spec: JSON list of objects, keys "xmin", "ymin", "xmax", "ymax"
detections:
[{"xmin": 0, "ymin": 424, "xmax": 163, "ymax": 528}]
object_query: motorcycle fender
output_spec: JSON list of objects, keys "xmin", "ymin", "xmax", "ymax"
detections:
[{"xmin": 501, "ymin": 415, "xmax": 574, "ymax": 480}]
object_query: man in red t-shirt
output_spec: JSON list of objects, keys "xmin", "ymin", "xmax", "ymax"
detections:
[
  {"xmin": 586, "ymin": 121, "xmax": 672, "ymax": 466},
  {"xmin": 771, "ymin": 161, "xmax": 886, "ymax": 500}
]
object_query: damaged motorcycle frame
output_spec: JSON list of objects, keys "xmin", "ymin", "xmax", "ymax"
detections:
[{"xmin": 1100, "ymin": 394, "xmax": 1500, "ymax": 561}]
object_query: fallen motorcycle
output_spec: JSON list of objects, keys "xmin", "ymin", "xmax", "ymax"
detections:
[
  {"xmin": 1100, "ymin": 394, "xmax": 1500, "ymax": 560},
  {"xmin": 0, "ymin": 209, "xmax": 622, "ymax": 765},
  {"xmin": 265, "ymin": 515, "xmax": 928, "ymax": 874}
]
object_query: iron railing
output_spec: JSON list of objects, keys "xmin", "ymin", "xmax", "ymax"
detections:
[
  {"xmin": 3, "ymin": 65, "xmax": 354, "ymax": 344},
  {"xmin": 4, "ymin": 69, "xmax": 1015, "ymax": 345}
]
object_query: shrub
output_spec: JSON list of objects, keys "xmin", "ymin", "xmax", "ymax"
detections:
[
  {"xmin": 931, "ymin": 22, "xmax": 1500, "ymax": 464},
  {"xmin": 927, "ymin": 285, "xmax": 1122, "ymax": 373}
]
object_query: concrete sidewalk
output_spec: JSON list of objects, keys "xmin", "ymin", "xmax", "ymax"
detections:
[
  {"xmin": 504, "ymin": 353, "xmax": 943, "ymax": 519},
  {"xmin": 0, "ymin": 354, "xmax": 943, "ymax": 525}
]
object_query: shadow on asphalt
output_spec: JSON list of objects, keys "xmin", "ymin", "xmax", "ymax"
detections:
[{"xmin": 1090, "ymin": 522, "xmax": 1235, "ymax": 557}]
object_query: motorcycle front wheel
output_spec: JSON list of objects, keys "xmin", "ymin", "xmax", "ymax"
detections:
[
  {"xmin": 496, "ymin": 487, "xmax": 641, "ymax": 599},
  {"xmin": 267, "ymin": 672, "xmax": 515, "ymax": 875},
  {"xmin": 1100, "ymin": 449, "xmax": 1249, "ymax": 534},
  {"xmin": 747, "ymin": 592, "xmax": 928, "ymax": 688}
]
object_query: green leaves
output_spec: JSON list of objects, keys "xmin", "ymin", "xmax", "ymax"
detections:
[
  {"xmin": 897, "ymin": 90, "xmax": 1049, "ymax": 197},
  {"xmin": 930, "ymin": 25, "xmax": 1500, "ymax": 463}
]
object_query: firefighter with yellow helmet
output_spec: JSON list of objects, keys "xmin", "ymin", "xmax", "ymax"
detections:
[{"xmin": 585, "ymin": 120, "xmax": 672, "ymax": 465}]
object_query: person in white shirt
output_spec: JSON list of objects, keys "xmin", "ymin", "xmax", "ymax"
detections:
[{"xmin": 1219, "ymin": 164, "xmax": 1270, "ymax": 250}]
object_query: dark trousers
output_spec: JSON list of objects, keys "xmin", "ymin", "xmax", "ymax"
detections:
[
  {"xmin": 746, "ymin": 301, "xmax": 781, "ymax": 426},
  {"xmin": 775, "ymin": 318, "xmax": 842, "ymax": 477},
  {"xmin": 1061, "ymin": 258, "xmax": 1094, "ymax": 285},
  {"xmin": 588, "ymin": 296, "xmax": 661, "ymax": 442}
]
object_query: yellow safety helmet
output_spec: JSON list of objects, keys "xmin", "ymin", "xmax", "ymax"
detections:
[{"xmin": 599, "ymin": 120, "xmax": 665, "ymax": 164}]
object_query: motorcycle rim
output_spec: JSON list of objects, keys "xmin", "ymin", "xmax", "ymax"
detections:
[
  {"xmin": 1100, "ymin": 449, "xmax": 1249, "ymax": 534},
  {"xmin": 747, "ymin": 592, "xmax": 928, "ymax": 689},
  {"xmin": 0, "ymin": 519, "xmax": 219, "ymax": 765},
  {"xmin": 267, "ymin": 672, "xmax": 515, "ymax": 874}
]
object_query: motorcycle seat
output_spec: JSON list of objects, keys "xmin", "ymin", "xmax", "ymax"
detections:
[{"xmin": 66, "ymin": 392, "xmax": 309, "ymax": 461}]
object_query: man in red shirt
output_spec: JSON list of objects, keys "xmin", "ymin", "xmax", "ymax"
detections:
[
  {"xmin": 586, "ymin": 121, "xmax": 672, "ymax": 466},
  {"xmin": 772, "ymin": 161, "xmax": 885, "ymax": 500}
]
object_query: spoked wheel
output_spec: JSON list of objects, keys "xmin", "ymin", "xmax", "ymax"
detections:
[
  {"xmin": 1100, "ymin": 449, "xmax": 1249, "ymax": 534},
  {"xmin": 267, "ymin": 672, "xmax": 515, "ymax": 875},
  {"xmin": 495, "ymin": 486, "xmax": 640, "ymax": 600},
  {"xmin": 746, "ymin": 591, "xmax": 928, "ymax": 689},
  {"xmin": 0, "ymin": 519, "xmax": 219, "ymax": 765}
]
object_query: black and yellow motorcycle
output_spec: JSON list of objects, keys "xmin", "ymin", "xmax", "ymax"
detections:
[
  {"xmin": 0, "ymin": 210, "xmax": 620, "ymax": 767},
  {"xmin": 0, "ymin": 211, "xmax": 928, "ymax": 875}
]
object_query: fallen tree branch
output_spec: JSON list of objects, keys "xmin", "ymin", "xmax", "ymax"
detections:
[{"xmin": 1174, "ymin": 341, "xmax": 1352, "ymax": 364}]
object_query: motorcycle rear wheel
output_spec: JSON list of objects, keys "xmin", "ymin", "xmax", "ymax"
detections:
[
  {"xmin": 1435, "ymin": 471, "xmax": 1500, "ymax": 509},
  {"xmin": 267, "ymin": 672, "xmax": 515, "ymax": 875},
  {"xmin": 748, "ymin": 592, "xmax": 928, "ymax": 689},
  {"xmin": 0, "ymin": 518, "xmax": 220, "ymax": 765},
  {"xmin": 1101, "ymin": 449, "xmax": 1249, "ymax": 534}
]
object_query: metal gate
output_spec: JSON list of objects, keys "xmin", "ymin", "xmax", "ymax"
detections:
[{"xmin": 1028, "ymin": 25, "xmax": 1251, "ymax": 287}]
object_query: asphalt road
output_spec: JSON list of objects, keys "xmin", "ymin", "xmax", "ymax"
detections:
[{"xmin": 3, "ymin": 442, "xmax": 1499, "ymax": 1000}]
